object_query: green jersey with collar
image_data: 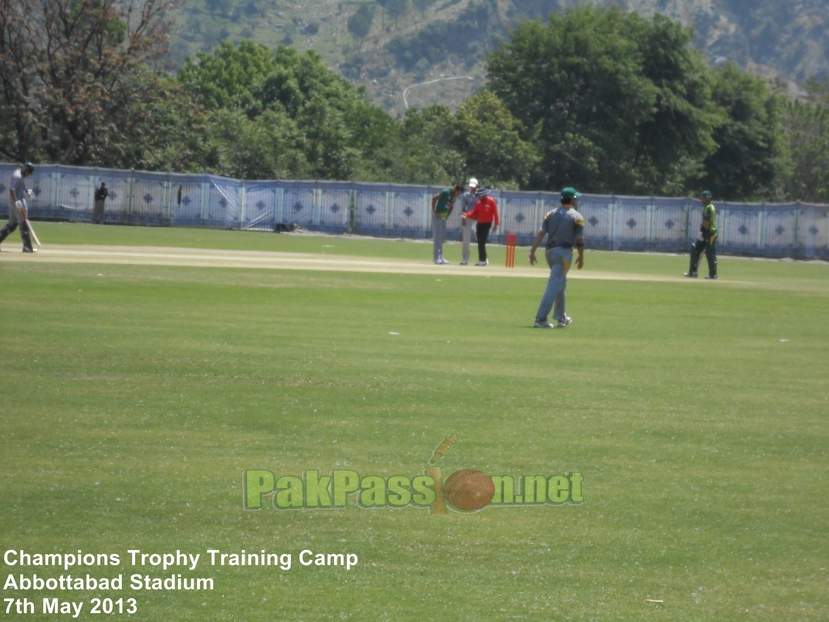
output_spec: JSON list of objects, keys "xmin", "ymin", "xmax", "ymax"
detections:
[
  {"xmin": 434, "ymin": 189, "xmax": 455, "ymax": 220},
  {"xmin": 703, "ymin": 202, "xmax": 717, "ymax": 233}
]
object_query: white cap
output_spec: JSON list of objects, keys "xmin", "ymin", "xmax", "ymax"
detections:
[{"xmin": 468, "ymin": 177, "xmax": 478, "ymax": 187}]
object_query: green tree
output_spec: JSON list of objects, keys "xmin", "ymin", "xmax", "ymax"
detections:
[
  {"xmin": 89, "ymin": 69, "xmax": 207, "ymax": 172},
  {"xmin": 199, "ymin": 109, "xmax": 309, "ymax": 179},
  {"xmin": 393, "ymin": 105, "xmax": 465, "ymax": 184},
  {"xmin": 385, "ymin": 0, "xmax": 408, "ymax": 29},
  {"xmin": 628, "ymin": 14, "xmax": 718, "ymax": 195},
  {"xmin": 453, "ymin": 90, "xmax": 539, "ymax": 188},
  {"xmin": 0, "ymin": 0, "xmax": 180, "ymax": 165},
  {"xmin": 700, "ymin": 63, "xmax": 784, "ymax": 201},
  {"xmin": 347, "ymin": 4, "xmax": 375, "ymax": 44},
  {"xmin": 777, "ymin": 78, "xmax": 829, "ymax": 203},
  {"xmin": 177, "ymin": 41, "xmax": 401, "ymax": 181},
  {"xmin": 177, "ymin": 39, "xmax": 279, "ymax": 114},
  {"xmin": 486, "ymin": 7, "xmax": 717, "ymax": 195},
  {"xmin": 260, "ymin": 46, "xmax": 380, "ymax": 179}
]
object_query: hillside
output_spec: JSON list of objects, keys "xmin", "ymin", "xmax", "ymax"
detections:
[{"xmin": 168, "ymin": 0, "xmax": 829, "ymax": 113}]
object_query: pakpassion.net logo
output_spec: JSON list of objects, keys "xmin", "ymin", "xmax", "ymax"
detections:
[{"xmin": 244, "ymin": 435, "xmax": 583, "ymax": 514}]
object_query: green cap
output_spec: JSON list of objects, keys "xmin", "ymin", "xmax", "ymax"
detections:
[
  {"xmin": 561, "ymin": 187, "xmax": 581, "ymax": 200},
  {"xmin": 701, "ymin": 190, "xmax": 712, "ymax": 198}
]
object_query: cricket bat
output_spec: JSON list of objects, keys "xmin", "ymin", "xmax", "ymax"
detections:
[
  {"xmin": 26, "ymin": 218, "xmax": 42, "ymax": 247},
  {"xmin": 18, "ymin": 193, "xmax": 42, "ymax": 247}
]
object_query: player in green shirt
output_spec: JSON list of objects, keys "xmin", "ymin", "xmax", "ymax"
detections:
[
  {"xmin": 430, "ymin": 185, "xmax": 463, "ymax": 264},
  {"xmin": 685, "ymin": 190, "xmax": 718, "ymax": 279}
]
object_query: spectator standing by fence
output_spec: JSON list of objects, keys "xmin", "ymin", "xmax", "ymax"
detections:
[{"xmin": 93, "ymin": 182, "xmax": 109, "ymax": 224}]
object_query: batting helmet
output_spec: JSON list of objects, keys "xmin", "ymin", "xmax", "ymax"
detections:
[{"xmin": 22, "ymin": 162, "xmax": 35, "ymax": 174}]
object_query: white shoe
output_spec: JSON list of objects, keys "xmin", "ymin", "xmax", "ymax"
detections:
[
  {"xmin": 557, "ymin": 316, "xmax": 572, "ymax": 327},
  {"xmin": 434, "ymin": 259, "xmax": 442, "ymax": 264},
  {"xmin": 441, "ymin": 258, "xmax": 450, "ymax": 264},
  {"xmin": 475, "ymin": 260, "xmax": 488, "ymax": 266},
  {"xmin": 533, "ymin": 319, "xmax": 553, "ymax": 328}
]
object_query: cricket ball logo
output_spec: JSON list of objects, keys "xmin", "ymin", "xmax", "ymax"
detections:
[
  {"xmin": 425, "ymin": 434, "xmax": 496, "ymax": 514},
  {"xmin": 243, "ymin": 435, "xmax": 583, "ymax": 513}
]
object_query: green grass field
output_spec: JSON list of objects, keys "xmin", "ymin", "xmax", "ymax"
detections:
[{"xmin": 2, "ymin": 223, "xmax": 827, "ymax": 620}]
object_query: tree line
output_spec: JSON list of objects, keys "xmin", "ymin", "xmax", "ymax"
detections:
[{"xmin": 2, "ymin": 3, "xmax": 829, "ymax": 202}]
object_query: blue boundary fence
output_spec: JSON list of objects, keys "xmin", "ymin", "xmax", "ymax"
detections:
[{"xmin": 2, "ymin": 163, "xmax": 828, "ymax": 259}]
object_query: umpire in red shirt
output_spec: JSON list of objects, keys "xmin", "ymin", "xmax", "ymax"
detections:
[{"xmin": 463, "ymin": 188, "xmax": 500, "ymax": 266}]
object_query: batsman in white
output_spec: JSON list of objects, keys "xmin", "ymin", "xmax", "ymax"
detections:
[{"xmin": 0, "ymin": 162, "xmax": 37, "ymax": 252}]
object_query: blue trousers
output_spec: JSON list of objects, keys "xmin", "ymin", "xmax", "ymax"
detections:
[{"xmin": 535, "ymin": 247, "xmax": 572, "ymax": 322}]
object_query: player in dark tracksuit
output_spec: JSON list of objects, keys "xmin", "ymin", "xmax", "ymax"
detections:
[{"xmin": 685, "ymin": 190, "xmax": 718, "ymax": 279}]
